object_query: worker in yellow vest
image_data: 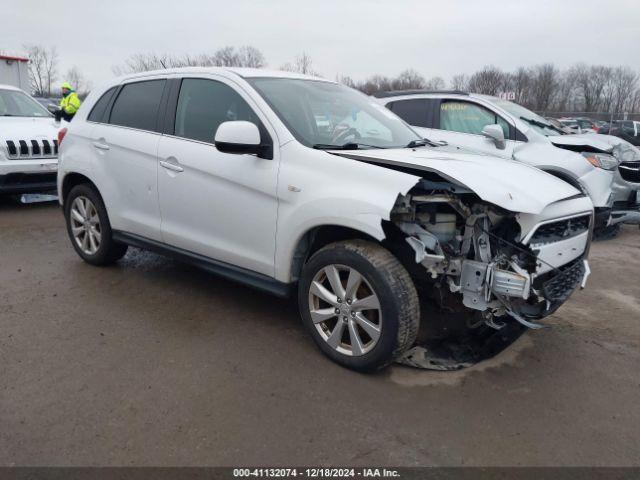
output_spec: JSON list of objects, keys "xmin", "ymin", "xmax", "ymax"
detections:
[{"xmin": 56, "ymin": 82, "xmax": 82, "ymax": 122}]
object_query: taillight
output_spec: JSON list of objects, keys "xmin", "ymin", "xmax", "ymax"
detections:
[{"xmin": 58, "ymin": 127, "xmax": 68, "ymax": 145}]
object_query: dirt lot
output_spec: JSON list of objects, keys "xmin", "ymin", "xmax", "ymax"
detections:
[{"xmin": 1, "ymin": 197, "xmax": 639, "ymax": 467}]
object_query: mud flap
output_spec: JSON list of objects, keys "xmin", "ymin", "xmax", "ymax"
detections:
[{"xmin": 395, "ymin": 322, "xmax": 527, "ymax": 370}]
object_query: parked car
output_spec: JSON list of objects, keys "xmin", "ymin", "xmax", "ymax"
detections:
[
  {"xmin": 599, "ymin": 120, "xmax": 640, "ymax": 147},
  {"xmin": 546, "ymin": 117, "xmax": 576, "ymax": 134},
  {"xmin": 0, "ymin": 84, "xmax": 61, "ymax": 195},
  {"xmin": 560, "ymin": 117, "xmax": 599, "ymax": 134},
  {"xmin": 58, "ymin": 68, "xmax": 593, "ymax": 372},
  {"xmin": 375, "ymin": 90, "xmax": 618, "ymax": 231},
  {"xmin": 33, "ymin": 96, "xmax": 62, "ymax": 114}
]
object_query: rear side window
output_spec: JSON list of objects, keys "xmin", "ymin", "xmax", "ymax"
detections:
[
  {"xmin": 174, "ymin": 78, "xmax": 262, "ymax": 144},
  {"xmin": 109, "ymin": 80, "xmax": 166, "ymax": 132},
  {"xmin": 388, "ymin": 99, "xmax": 429, "ymax": 127},
  {"xmin": 87, "ymin": 87, "xmax": 117, "ymax": 123},
  {"xmin": 440, "ymin": 100, "xmax": 510, "ymax": 138}
]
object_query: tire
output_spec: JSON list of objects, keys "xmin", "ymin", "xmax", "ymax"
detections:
[
  {"xmin": 64, "ymin": 183, "xmax": 128, "ymax": 265},
  {"xmin": 298, "ymin": 240, "xmax": 420, "ymax": 372}
]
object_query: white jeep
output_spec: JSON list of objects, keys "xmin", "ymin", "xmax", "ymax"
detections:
[
  {"xmin": 57, "ymin": 68, "xmax": 593, "ymax": 371},
  {"xmin": 0, "ymin": 84, "xmax": 60, "ymax": 195}
]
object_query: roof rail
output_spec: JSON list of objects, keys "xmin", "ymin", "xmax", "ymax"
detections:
[{"xmin": 372, "ymin": 89, "xmax": 469, "ymax": 98}]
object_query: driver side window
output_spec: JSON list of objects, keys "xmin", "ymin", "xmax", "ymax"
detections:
[
  {"xmin": 440, "ymin": 101, "xmax": 510, "ymax": 139},
  {"xmin": 174, "ymin": 78, "xmax": 262, "ymax": 144}
]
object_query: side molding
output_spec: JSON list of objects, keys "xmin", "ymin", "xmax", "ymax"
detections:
[{"xmin": 112, "ymin": 231, "xmax": 292, "ymax": 298}]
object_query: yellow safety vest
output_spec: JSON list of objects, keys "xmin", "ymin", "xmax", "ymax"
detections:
[{"xmin": 60, "ymin": 92, "xmax": 82, "ymax": 115}]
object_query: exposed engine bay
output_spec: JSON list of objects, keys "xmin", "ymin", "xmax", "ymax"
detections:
[{"xmin": 386, "ymin": 178, "xmax": 593, "ymax": 369}]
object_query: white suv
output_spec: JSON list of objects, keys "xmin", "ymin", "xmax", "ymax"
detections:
[
  {"xmin": 374, "ymin": 91, "xmax": 618, "ymax": 231},
  {"xmin": 58, "ymin": 68, "xmax": 593, "ymax": 371},
  {"xmin": 0, "ymin": 84, "xmax": 60, "ymax": 195}
]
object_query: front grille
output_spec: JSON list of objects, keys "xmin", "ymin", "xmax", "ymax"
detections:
[
  {"xmin": 3, "ymin": 138, "xmax": 58, "ymax": 159},
  {"xmin": 541, "ymin": 258, "xmax": 585, "ymax": 303},
  {"xmin": 529, "ymin": 215, "xmax": 590, "ymax": 245},
  {"xmin": 619, "ymin": 162, "xmax": 640, "ymax": 183}
]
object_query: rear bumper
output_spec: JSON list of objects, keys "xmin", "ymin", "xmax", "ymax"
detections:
[{"xmin": 0, "ymin": 173, "xmax": 58, "ymax": 194}]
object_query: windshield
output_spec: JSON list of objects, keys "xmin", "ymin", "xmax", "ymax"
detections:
[
  {"xmin": 247, "ymin": 78, "xmax": 422, "ymax": 149},
  {"xmin": 0, "ymin": 89, "xmax": 52, "ymax": 118},
  {"xmin": 490, "ymin": 97, "xmax": 563, "ymax": 137}
]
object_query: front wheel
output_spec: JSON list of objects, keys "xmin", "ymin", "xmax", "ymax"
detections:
[{"xmin": 298, "ymin": 240, "xmax": 420, "ymax": 372}]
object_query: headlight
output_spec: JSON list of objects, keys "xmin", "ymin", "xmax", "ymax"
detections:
[{"xmin": 581, "ymin": 152, "xmax": 619, "ymax": 171}]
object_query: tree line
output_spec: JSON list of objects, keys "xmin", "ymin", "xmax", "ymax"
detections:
[{"xmin": 22, "ymin": 44, "xmax": 640, "ymax": 114}]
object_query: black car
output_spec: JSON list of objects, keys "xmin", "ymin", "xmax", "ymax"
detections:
[{"xmin": 599, "ymin": 120, "xmax": 640, "ymax": 146}]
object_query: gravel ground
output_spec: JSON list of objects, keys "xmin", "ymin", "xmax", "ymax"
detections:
[{"xmin": 1, "ymin": 197, "xmax": 639, "ymax": 467}]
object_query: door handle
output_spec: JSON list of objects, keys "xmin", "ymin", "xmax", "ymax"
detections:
[
  {"xmin": 160, "ymin": 160, "xmax": 184, "ymax": 173},
  {"xmin": 92, "ymin": 141, "xmax": 110, "ymax": 150}
]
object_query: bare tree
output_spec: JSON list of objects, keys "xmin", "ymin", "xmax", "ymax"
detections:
[
  {"xmin": 237, "ymin": 46, "xmax": 265, "ymax": 68},
  {"xmin": 24, "ymin": 44, "xmax": 59, "ymax": 96},
  {"xmin": 450, "ymin": 74, "xmax": 468, "ymax": 91},
  {"xmin": 529, "ymin": 64, "xmax": 559, "ymax": 112},
  {"xmin": 506, "ymin": 67, "xmax": 532, "ymax": 105},
  {"xmin": 607, "ymin": 66, "xmax": 638, "ymax": 114},
  {"xmin": 113, "ymin": 46, "xmax": 267, "ymax": 75},
  {"xmin": 391, "ymin": 69, "xmax": 425, "ymax": 90},
  {"xmin": 64, "ymin": 66, "xmax": 91, "ymax": 96},
  {"xmin": 355, "ymin": 75, "xmax": 394, "ymax": 95},
  {"xmin": 335, "ymin": 74, "xmax": 356, "ymax": 88},
  {"xmin": 424, "ymin": 76, "xmax": 445, "ymax": 90},
  {"xmin": 467, "ymin": 65, "xmax": 507, "ymax": 95},
  {"xmin": 280, "ymin": 52, "xmax": 320, "ymax": 76}
]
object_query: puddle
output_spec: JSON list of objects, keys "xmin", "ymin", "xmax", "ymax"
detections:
[{"xmin": 387, "ymin": 334, "xmax": 534, "ymax": 387}]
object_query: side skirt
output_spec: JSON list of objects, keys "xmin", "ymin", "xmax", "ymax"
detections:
[{"xmin": 112, "ymin": 231, "xmax": 292, "ymax": 298}]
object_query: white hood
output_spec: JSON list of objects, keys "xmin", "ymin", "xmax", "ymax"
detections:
[
  {"xmin": 0, "ymin": 116, "xmax": 62, "ymax": 142},
  {"xmin": 549, "ymin": 133, "xmax": 614, "ymax": 153},
  {"xmin": 333, "ymin": 147, "xmax": 581, "ymax": 214}
]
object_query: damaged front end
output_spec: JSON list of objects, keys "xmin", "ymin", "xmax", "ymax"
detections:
[{"xmin": 387, "ymin": 178, "xmax": 593, "ymax": 369}]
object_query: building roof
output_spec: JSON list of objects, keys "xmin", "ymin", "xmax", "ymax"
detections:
[{"xmin": 0, "ymin": 54, "xmax": 29, "ymax": 63}]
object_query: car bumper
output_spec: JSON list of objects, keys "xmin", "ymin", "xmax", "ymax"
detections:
[
  {"xmin": 0, "ymin": 158, "xmax": 58, "ymax": 194},
  {"xmin": 0, "ymin": 172, "xmax": 58, "ymax": 194}
]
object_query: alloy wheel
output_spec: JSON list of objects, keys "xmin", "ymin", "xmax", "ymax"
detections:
[
  {"xmin": 308, "ymin": 264, "xmax": 382, "ymax": 356},
  {"xmin": 70, "ymin": 196, "xmax": 101, "ymax": 255}
]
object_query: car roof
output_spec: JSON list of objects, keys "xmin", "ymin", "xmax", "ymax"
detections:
[
  {"xmin": 116, "ymin": 67, "xmax": 333, "ymax": 84},
  {"xmin": 373, "ymin": 89, "xmax": 469, "ymax": 98}
]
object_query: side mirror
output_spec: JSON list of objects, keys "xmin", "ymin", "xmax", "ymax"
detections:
[
  {"xmin": 214, "ymin": 121, "xmax": 271, "ymax": 159},
  {"xmin": 481, "ymin": 124, "xmax": 506, "ymax": 150}
]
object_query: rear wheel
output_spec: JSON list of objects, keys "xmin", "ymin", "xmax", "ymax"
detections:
[
  {"xmin": 298, "ymin": 240, "xmax": 419, "ymax": 372},
  {"xmin": 64, "ymin": 184, "xmax": 128, "ymax": 265}
]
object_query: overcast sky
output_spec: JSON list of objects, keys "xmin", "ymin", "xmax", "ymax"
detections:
[{"xmin": 5, "ymin": 0, "xmax": 640, "ymax": 89}]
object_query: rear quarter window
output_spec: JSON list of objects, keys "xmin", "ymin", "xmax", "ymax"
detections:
[{"xmin": 87, "ymin": 87, "xmax": 117, "ymax": 123}]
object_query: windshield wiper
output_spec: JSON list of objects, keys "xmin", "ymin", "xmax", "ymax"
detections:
[
  {"xmin": 312, "ymin": 142, "xmax": 383, "ymax": 150},
  {"xmin": 405, "ymin": 138, "xmax": 435, "ymax": 148}
]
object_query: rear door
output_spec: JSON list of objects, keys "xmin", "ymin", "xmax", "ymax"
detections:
[
  {"xmin": 89, "ymin": 78, "xmax": 167, "ymax": 240},
  {"xmin": 156, "ymin": 76, "xmax": 279, "ymax": 276}
]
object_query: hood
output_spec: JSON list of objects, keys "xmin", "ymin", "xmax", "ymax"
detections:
[
  {"xmin": 549, "ymin": 133, "xmax": 614, "ymax": 153},
  {"xmin": 331, "ymin": 147, "xmax": 581, "ymax": 215},
  {"xmin": 0, "ymin": 117, "xmax": 62, "ymax": 142}
]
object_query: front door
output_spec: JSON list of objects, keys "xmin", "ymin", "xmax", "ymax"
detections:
[
  {"xmin": 422, "ymin": 99, "xmax": 516, "ymax": 159},
  {"xmin": 157, "ymin": 77, "xmax": 279, "ymax": 277}
]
